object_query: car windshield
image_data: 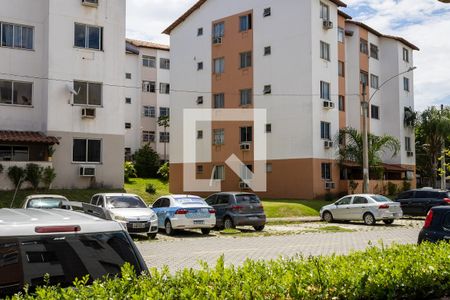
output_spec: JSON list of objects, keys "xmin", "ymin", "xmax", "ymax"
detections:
[
  {"xmin": 107, "ymin": 196, "xmax": 147, "ymax": 209},
  {"xmin": 27, "ymin": 198, "xmax": 64, "ymax": 209},
  {"xmin": 235, "ymin": 194, "xmax": 260, "ymax": 204},
  {"xmin": 371, "ymin": 195, "xmax": 392, "ymax": 203},
  {"xmin": 175, "ymin": 198, "xmax": 205, "ymax": 205}
]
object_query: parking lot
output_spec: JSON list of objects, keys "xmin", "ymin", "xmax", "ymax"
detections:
[{"xmin": 136, "ymin": 219, "xmax": 424, "ymax": 271}]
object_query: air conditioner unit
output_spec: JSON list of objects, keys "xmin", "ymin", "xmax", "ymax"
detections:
[
  {"xmin": 323, "ymin": 101, "xmax": 335, "ymax": 109},
  {"xmin": 240, "ymin": 142, "xmax": 251, "ymax": 151},
  {"xmin": 81, "ymin": 108, "xmax": 96, "ymax": 119},
  {"xmin": 324, "ymin": 140, "xmax": 333, "ymax": 149},
  {"xmin": 212, "ymin": 36, "xmax": 223, "ymax": 44},
  {"xmin": 239, "ymin": 181, "xmax": 250, "ymax": 190},
  {"xmin": 79, "ymin": 166, "xmax": 96, "ymax": 177},
  {"xmin": 407, "ymin": 151, "xmax": 414, "ymax": 157},
  {"xmin": 325, "ymin": 181, "xmax": 335, "ymax": 190},
  {"xmin": 323, "ymin": 20, "xmax": 333, "ymax": 29},
  {"xmin": 82, "ymin": 0, "xmax": 98, "ymax": 7}
]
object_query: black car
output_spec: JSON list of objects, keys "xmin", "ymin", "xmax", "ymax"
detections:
[
  {"xmin": 205, "ymin": 192, "xmax": 266, "ymax": 231},
  {"xmin": 418, "ymin": 206, "xmax": 450, "ymax": 244},
  {"xmin": 394, "ymin": 188, "xmax": 450, "ymax": 216}
]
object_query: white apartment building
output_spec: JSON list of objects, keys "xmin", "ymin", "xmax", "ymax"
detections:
[
  {"xmin": 124, "ymin": 39, "xmax": 171, "ymax": 162},
  {"xmin": 165, "ymin": 0, "xmax": 418, "ymax": 199},
  {"xmin": 0, "ymin": 0, "xmax": 126, "ymax": 190}
]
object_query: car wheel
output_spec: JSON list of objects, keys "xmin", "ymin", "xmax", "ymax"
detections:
[
  {"xmin": 223, "ymin": 217, "xmax": 234, "ymax": 230},
  {"xmin": 201, "ymin": 228, "xmax": 211, "ymax": 235},
  {"xmin": 322, "ymin": 211, "xmax": 333, "ymax": 223},
  {"xmin": 165, "ymin": 220, "xmax": 174, "ymax": 236},
  {"xmin": 253, "ymin": 225, "xmax": 265, "ymax": 232},
  {"xmin": 363, "ymin": 213, "xmax": 376, "ymax": 226},
  {"xmin": 383, "ymin": 219, "xmax": 394, "ymax": 225},
  {"xmin": 147, "ymin": 232, "xmax": 157, "ymax": 239}
]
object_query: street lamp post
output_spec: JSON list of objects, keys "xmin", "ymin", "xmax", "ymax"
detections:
[{"xmin": 361, "ymin": 66, "xmax": 417, "ymax": 194}]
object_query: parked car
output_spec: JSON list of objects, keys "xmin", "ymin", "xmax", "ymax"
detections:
[
  {"xmin": 320, "ymin": 194, "xmax": 403, "ymax": 225},
  {"xmin": 0, "ymin": 208, "xmax": 147, "ymax": 297},
  {"xmin": 22, "ymin": 194, "xmax": 72, "ymax": 210},
  {"xmin": 205, "ymin": 192, "xmax": 266, "ymax": 231},
  {"xmin": 151, "ymin": 195, "xmax": 216, "ymax": 235},
  {"xmin": 395, "ymin": 188, "xmax": 450, "ymax": 216},
  {"xmin": 90, "ymin": 193, "xmax": 158, "ymax": 239},
  {"xmin": 418, "ymin": 206, "xmax": 450, "ymax": 244}
]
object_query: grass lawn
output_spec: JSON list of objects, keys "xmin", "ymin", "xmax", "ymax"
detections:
[
  {"xmin": 261, "ymin": 199, "xmax": 330, "ymax": 218},
  {"xmin": 124, "ymin": 178, "xmax": 169, "ymax": 204}
]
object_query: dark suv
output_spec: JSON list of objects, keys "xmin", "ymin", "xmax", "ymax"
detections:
[
  {"xmin": 205, "ymin": 192, "xmax": 266, "ymax": 231},
  {"xmin": 418, "ymin": 206, "xmax": 450, "ymax": 243},
  {"xmin": 394, "ymin": 188, "xmax": 450, "ymax": 216}
]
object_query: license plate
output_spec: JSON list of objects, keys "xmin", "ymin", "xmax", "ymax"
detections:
[
  {"xmin": 193, "ymin": 220, "xmax": 204, "ymax": 225},
  {"xmin": 132, "ymin": 223, "xmax": 146, "ymax": 229}
]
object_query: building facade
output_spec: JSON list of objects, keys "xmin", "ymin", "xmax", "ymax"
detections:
[{"xmin": 165, "ymin": 0, "xmax": 418, "ymax": 199}]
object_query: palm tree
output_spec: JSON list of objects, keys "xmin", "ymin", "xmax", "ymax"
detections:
[
  {"xmin": 336, "ymin": 127, "xmax": 400, "ymax": 178},
  {"xmin": 157, "ymin": 115, "xmax": 170, "ymax": 162}
]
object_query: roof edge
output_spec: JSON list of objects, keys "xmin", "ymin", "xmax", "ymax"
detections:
[{"xmin": 126, "ymin": 38, "xmax": 170, "ymax": 51}]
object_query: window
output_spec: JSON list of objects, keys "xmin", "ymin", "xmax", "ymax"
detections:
[
  {"xmin": 197, "ymin": 62, "xmax": 203, "ymax": 70},
  {"xmin": 196, "ymin": 165, "xmax": 204, "ymax": 174},
  {"xmin": 320, "ymin": 121, "xmax": 331, "ymax": 140},
  {"xmin": 197, "ymin": 27, "xmax": 203, "ymax": 36},
  {"xmin": 197, "ymin": 130, "xmax": 203, "ymax": 139},
  {"xmin": 1, "ymin": 22, "xmax": 33, "ymax": 49},
  {"xmin": 125, "ymin": 97, "xmax": 131, "ymax": 104},
  {"xmin": 320, "ymin": 2, "xmax": 329, "ymax": 20},
  {"xmin": 266, "ymin": 163, "xmax": 272, "ymax": 173},
  {"xmin": 160, "ymin": 132, "xmax": 169, "ymax": 143},
  {"xmin": 321, "ymin": 163, "xmax": 331, "ymax": 180},
  {"xmin": 263, "ymin": 85, "xmax": 271, "ymax": 95},
  {"xmin": 404, "ymin": 77, "xmax": 410, "ymax": 92},
  {"xmin": 197, "ymin": 96, "xmax": 203, "ymax": 104},
  {"xmin": 213, "ymin": 129, "xmax": 224, "ymax": 145},
  {"xmin": 73, "ymin": 139, "xmax": 101, "ymax": 163},
  {"xmin": 405, "ymin": 137, "xmax": 411, "ymax": 152},
  {"xmin": 0, "ymin": 145, "xmax": 28, "ymax": 161},
  {"xmin": 213, "ymin": 57, "xmax": 225, "ymax": 74},
  {"xmin": 338, "ymin": 27, "xmax": 345, "ymax": 43},
  {"xmin": 239, "ymin": 14, "xmax": 252, "ymax": 32},
  {"xmin": 338, "ymin": 95, "xmax": 345, "ymax": 112},
  {"xmin": 74, "ymin": 23, "xmax": 102, "ymax": 50},
  {"xmin": 403, "ymin": 48, "xmax": 409, "ymax": 62},
  {"xmin": 265, "ymin": 124, "xmax": 272, "ymax": 133},
  {"xmin": 212, "ymin": 22, "xmax": 224, "ymax": 43},
  {"xmin": 240, "ymin": 51, "xmax": 252, "ymax": 68},
  {"xmin": 124, "ymin": 148, "xmax": 132, "ymax": 161},
  {"xmin": 370, "ymin": 74, "xmax": 379, "ymax": 89},
  {"xmin": 370, "ymin": 43, "xmax": 379, "ymax": 59},
  {"xmin": 0, "ymin": 79, "xmax": 32, "ymax": 106},
  {"xmin": 338, "ymin": 61, "xmax": 345, "ymax": 77},
  {"xmin": 320, "ymin": 41, "xmax": 330, "ymax": 61},
  {"xmin": 263, "ymin": 7, "xmax": 271, "ymax": 17},
  {"xmin": 160, "ymin": 58, "xmax": 170, "ymax": 70},
  {"xmin": 353, "ymin": 196, "xmax": 368, "ymax": 204},
  {"xmin": 264, "ymin": 46, "xmax": 271, "ymax": 56},
  {"xmin": 73, "ymin": 81, "xmax": 102, "ymax": 106},
  {"xmin": 142, "ymin": 81, "xmax": 155, "ymax": 93},
  {"xmin": 320, "ymin": 81, "xmax": 330, "ymax": 100},
  {"xmin": 360, "ymin": 71, "xmax": 368, "ymax": 86},
  {"xmin": 142, "ymin": 56, "xmax": 156, "ymax": 68},
  {"xmin": 82, "ymin": 0, "xmax": 99, "ymax": 6},
  {"xmin": 142, "ymin": 131, "xmax": 155, "ymax": 143},
  {"xmin": 125, "ymin": 122, "xmax": 131, "ymax": 129},
  {"xmin": 213, "ymin": 165, "xmax": 225, "ymax": 180},
  {"xmin": 213, "ymin": 93, "xmax": 224, "ymax": 108},
  {"xmin": 159, "ymin": 82, "xmax": 170, "ymax": 94},
  {"xmin": 159, "ymin": 107, "xmax": 170, "ymax": 117},
  {"xmin": 240, "ymin": 89, "xmax": 252, "ymax": 106},
  {"xmin": 240, "ymin": 164, "xmax": 253, "ymax": 180},
  {"xmin": 371, "ymin": 105, "xmax": 379, "ymax": 119},
  {"xmin": 125, "ymin": 73, "xmax": 131, "ymax": 79},
  {"xmin": 240, "ymin": 126, "xmax": 253, "ymax": 143},
  {"xmin": 336, "ymin": 196, "xmax": 352, "ymax": 205},
  {"xmin": 360, "ymin": 39, "xmax": 368, "ymax": 54},
  {"xmin": 143, "ymin": 106, "xmax": 155, "ymax": 118}
]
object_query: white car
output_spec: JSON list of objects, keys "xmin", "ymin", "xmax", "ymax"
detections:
[
  {"xmin": 90, "ymin": 193, "xmax": 158, "ymax": 239},
  {"xmin": 320, "ymin": 194, "xmax": 403, "ymax": 225},
  {"xmin": 152, "ymin": 195, "xmax": 216, "ymax": 235},
  {"xmin": 22, "ymin": 194, "xmax": 72, "ymax": 210}
]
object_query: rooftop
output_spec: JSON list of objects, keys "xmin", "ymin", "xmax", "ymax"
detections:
[
  {"xmin": 126, "ymin": 38, "xmax": 170, "ymax": 51},
  {"xmin": 0, "ymin": 131, "xmax": 59, "ymax": 144}
]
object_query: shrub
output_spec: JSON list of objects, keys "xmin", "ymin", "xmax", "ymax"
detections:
[
  {"xmin": 42, "ymin": 167, "xmax": 57, "ymax": 189},
  {"xmin": 7, "ymin": 166, "xmax": 25, "ymax": 190},
  {"xmin": 124, "ymin": 162, "xmax": 137, "ymax": 183},
  {"xmin": 12, "ymin": 242, "xmax": 450, "ymax": 299},
  {"xmin": 157, "ymin": 162, "xmax": 169, "ymax": 181},
  {"xmin": 145, "ymin": 183, "xmax": 156, "ymax": 195},
  {"xmin": 387, "ymin": 181, "xmax": 398, "ymax": 196},
  {"xmin": 402, "ymin": 179, "xmax": 411, "ymax": 192},
  {"xmin": 25, "ymin": 163, "xmax": 43, "ymax": 190},
  {"xmin": 134, "ymin": 144, "xmax": 160, "ymax": 178}
]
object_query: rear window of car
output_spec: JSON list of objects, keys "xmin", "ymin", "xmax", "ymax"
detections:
[
  {"xmin": 107, "ymin": 196, "xmax": 147, "ymax": 208},
  {"xmin": 0, "ymin": 231, "xmax": 143, "ymax": 297},
  {"xmin": 175, "ymin": 198, "xmax": 205, "ymax": 205},
  {"xmin": 370, "ymin": 195, "xmax": 392, "ymax": 203},
  {"xmin": 235, "ymin": 194, "xmax": 260, "ymax": 204},
  {"xmin": 27, "ymin": 198, "xmax": 64, "ymax": 208},
  {"xmin": 397, "ymin": 191, "xmax": 413, "ymax": 199}
]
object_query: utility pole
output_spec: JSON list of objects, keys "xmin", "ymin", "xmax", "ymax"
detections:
[
  {"xmin": 441, "ymin": 104, "xmax": 446, "ymax": 190},
  {"xmin": 361, "ymin": 83, "xmax": 370, "ymax": 193}
]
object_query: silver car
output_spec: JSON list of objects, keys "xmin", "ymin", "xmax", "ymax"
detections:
[
  {"xmin": 22, "ymin": 194, "xmax": 72, "ymax": 210},
  {"xmin": 320, "ymin": 194, "xmax": 403, "ymax": 225}
]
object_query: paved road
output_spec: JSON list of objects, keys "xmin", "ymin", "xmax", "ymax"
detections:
[{"xmin": 136, "ymin": 225, "xmax": 421, "ymax": 272}]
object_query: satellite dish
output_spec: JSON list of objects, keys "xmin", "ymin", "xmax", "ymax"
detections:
[{"xmin": 67, "ymin": 84, "xmax": 80, "ymax": 95}]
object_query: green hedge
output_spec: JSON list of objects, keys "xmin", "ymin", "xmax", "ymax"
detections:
[{"xmin": 11, "ymin": 242, "xmax": 450, "ymax": 299}]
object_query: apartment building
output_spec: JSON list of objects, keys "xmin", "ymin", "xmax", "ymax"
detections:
[
  {"xmin": 0, "ymin": 0, "xmax": 126, "ymax": 190},
  {"xmin": 165, "ymin": 0, "xmax": 418, "ymax": 199},
  {"xmin": 124, "ymin": 39, "xmax": 171, "ymax": 162}
]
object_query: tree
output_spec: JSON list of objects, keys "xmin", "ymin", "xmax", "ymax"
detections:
[
  {"xmin": 124, "ymin": 162, "xmax": 137, "ymax": 183},
  {"xmin": 157, "ymin": 162, "xmax": 169, "ymax": 181},
  {"xmin": 158, "ymin": 115, "xmax": 170, "ymax": 162},
  {"xmin": 134, "ymin": 144, "xmax": 160, "ymax": 178},
  {"xmin": 42, "ymin": 166, "xmax": 57, "ymax": 190},
  {"xmin": 7, "ymin": 166, "xmax": 26, "ymax": 190},
  {"xmin": 25, "ymin": 163, "xmax": 43, "ymax": 190},
  {"xmin": 336, "ymin": 127, "xmax": 400, "ymax": 178}
]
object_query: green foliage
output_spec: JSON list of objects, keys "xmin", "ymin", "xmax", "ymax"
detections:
[
  {"xmin": 157, "ymin": 162, "xmax": 169, "ymax": 181},
  {"xmin": 124, "ymin": 162, "xmax": 137, "ymax": 183},
  {"xmin": 7, "ymin": 166, "xmax": 25, "ymax": 190},
  {"xmin": 145, "ymin": 183, "xmax": 156, "ymax": 195},
  {"xmin": 402, "ymin": 180, "xmax": 411, "ymax": 192},
  {"xmin": 25, "ymin": 163, "xmax": 43, "ymax": 190},
  {"xmin": 133, "ymin": 144, "xmax": 160, "ymax": 178},
  {"xmin": 41, "ymin": 167, "xmax": 57, "ymax": 190},
  {"xmin": 13, "ymin": 243, "xmax": 450, "ymax": 299},
  {"xmin": 387, "ymin": 182, "xmax": 398, "ymax": 196},
  {"xmin": 324, "ymin": 192, "xmax": 334, "ymax": 202}
]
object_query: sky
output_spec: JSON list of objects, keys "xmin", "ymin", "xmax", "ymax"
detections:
[{"xmin": 126, "ymin": 0, "xmax": 450, "ymax": 111}]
